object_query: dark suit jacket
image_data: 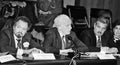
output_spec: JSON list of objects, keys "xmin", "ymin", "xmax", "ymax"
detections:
[
  {"xmin": 108, "ymin": 31, "xmax": 120, "ymax": 53},
  {"xmin": 80, "ymin": 28, "xmax": 111, "ymax": 52},
  {"xmin": 43, "ymin": 28, "xmax": 88, "ymax": 54},
  {"xmin": 0, "ymin": 28, "xmax": 43, "ymax": 54}
]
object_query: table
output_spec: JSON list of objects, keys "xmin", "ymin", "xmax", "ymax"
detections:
[
  {"xmin": 26, "ymin": 59, "xmax": 117, "ymax": 65},
  {"xmin": 0, "ymin": 59, "xmax": 117, "ymax": 65}
]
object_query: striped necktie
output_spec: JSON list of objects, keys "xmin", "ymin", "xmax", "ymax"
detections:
[{"xmin": 16, "ymin": 39, "xmax": 22, "ymax": 49}]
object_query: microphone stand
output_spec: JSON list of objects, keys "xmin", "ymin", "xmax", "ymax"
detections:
[
  {"xmin": 22, "ymin": 47, "xmax": 29, "ymax": 57},
  {"xmin": 67, "ymin": 36, "xmax": 81, "ymax": 59},
  {"xmin": 69, "ymin": 53, "xmax": 79, "ymax": 65}
]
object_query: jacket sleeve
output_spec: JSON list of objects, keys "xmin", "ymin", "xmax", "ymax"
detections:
[
  {"xmin": 24, "ymin": 33, "xmax": 44, "ymax": 51},
  {"xmin": 71, "ymin": 32, "xmax": 88, "ymax": 52},
  {"xmin": 43, "ymin": 30, "xmax": 60, "ymax": 54},
  {"xmin": 0, "ymin": 31, "xmax": 17, "ymax": 54},
  {"xmin": 80, "ymin": 31, "xmax": 100, "ymax": 52}
]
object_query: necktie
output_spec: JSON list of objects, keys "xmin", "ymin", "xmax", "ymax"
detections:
[
  {"xmin": 16, "ymin": 39, "xmax": 22, "ymax": 49},
  {"xmin": 60, "ymin": 36, "xmax": 66, "ymax": 59},
  {"xmin": 96, "ymin": 36, "xmax": 102, "ymax": 47},
  {"xmin": 62, "ymin": 36, "xmax": 66, "ymax": 49}
]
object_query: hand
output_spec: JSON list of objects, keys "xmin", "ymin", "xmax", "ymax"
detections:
[
  {"xmin": 114, "ymin": 34, "xmax": 120, "ymax": 40},
  {"xmin": 30, "ymin": 48, "xmax": 44, "ymax": 54},
  {"xmin": 107, "ymin": 47, "xmax": 118, "ymax": 54},
  {"xmin": 100, "ymin": 47, "xmax": 109, "ymax": 54},
  {"xmin": 23, "ymin": 48, "xmax": 44, "ymax": 54},
  {"xmin": 60, "ymin": 48, "xmax": 74, "ymax": 55},
  {"xmin": 23, "ymin": 49, "xmax": 32, "ymax": 54},
  {"xmin": 48, "ymin": 11, "xmax": 52, "ymax": 14},
  {"xmin": 39, "ymin": 10, "xmax": 49, "ymax": 15}
]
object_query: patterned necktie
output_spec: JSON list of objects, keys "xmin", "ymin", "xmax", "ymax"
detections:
[
  {"xmin": 62, "ymin": 36, "xmax": 66, "ymax": 49},
  {"xmin": 16, "ymin": 39, "xmax": 22, "ymax": 49},
  {"xmin": 96, "ymin": 36, "xmax": 102, "ymax": 47}
]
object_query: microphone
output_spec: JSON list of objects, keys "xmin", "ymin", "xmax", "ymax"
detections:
[
  {"xmin": 67, "ymin": 35, "xmax": 77, "ymax": 49},
  {"xmin": 67, "ymin": 35, "xmax": 72, "ymax": 41},
  {"xmin": 67, "ymin": 35, "xmax": 80, "ymax": 59},
  {"xmin": 67, "ymin": 35, "xmax": 74, "ymax": 44}
]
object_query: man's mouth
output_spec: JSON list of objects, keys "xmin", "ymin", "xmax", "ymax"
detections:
[{"xmin": 16, "ymin": 33, "xmax": 22, "ymax": 38}]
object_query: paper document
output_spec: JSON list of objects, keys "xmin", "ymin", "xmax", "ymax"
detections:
[
  {"xmin": 0, "ymin": 54, "xmax": 16, "ymax": 63},
  {"xmin": 32, "ymin": 53, "xmax": 56, "ymax": 60},
  {"xmin": 97, "ymin": 54, "xmax": 116, "ymax": 59}
]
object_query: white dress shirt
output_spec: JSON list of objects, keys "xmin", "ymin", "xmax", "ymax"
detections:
[{"xmin": 14, "ymin": 35, "xmax": 22, "ymax": 48}]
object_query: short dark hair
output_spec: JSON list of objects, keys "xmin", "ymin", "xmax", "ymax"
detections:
[
  {"xmin": 112, "ymin": 19, "xmax": 120, "ymax": 28},
  {"xmin": 95, "ymin": 17, "xmax": 109, "ymax": 26},
  {"xmin": 13, "ymin": 16, "xmax": 31, "ymax": 28},
  {"xmin": 98, "ymin": 10, "xmax": 112, "ymax": 18}
]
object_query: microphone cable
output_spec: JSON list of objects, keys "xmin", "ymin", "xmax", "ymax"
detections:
[{"xmin": 69, "ymin": 53, "xmax": 79, "ymax": 65}]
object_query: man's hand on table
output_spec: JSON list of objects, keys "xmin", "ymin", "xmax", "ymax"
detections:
[
  {"xmin": 60, "ymin": 48, "xmax": 74, "ymax": 56},
  {"xmin": 100, "ymin": 47, "xmax": 118, "ymax": 54},
  {"xmin": 23, "ymin": 48, "xmax": 44, "ymax": 54}
]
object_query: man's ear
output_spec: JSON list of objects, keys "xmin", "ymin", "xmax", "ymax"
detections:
[
  {"xmin": 27, "ymin": 24, "xmax": 32, "ymax": 31},
  {"xmin": 113, "ymin": 28, "xmax": 115, "ymax": 33},
  {"xmin": 94, "ymin": 23, "xmax": 96, "ymax": 28},
  {"xmin": 13, "ymin": 25, "xmax": 15, "ymax": 29}
]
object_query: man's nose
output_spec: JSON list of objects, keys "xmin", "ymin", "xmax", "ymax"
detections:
[{"xmin": 99, "ymin": 28, "xmax": 103, "ymax": 32}]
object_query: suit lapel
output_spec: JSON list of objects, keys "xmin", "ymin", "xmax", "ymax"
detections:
[
  {"xmin": 9, "ymin": 29, "xmax": 16, "ymax": 48},
  {"xmin": 101, "ymin": 34, "xmax": 107, "ymax": 46},
  {"xmin": 65, "ymin": 35, "xmax": 73, "ymax": 49},
  {"xmin": 55, "ymin": 29, "xmax": 62, "ymax": 49},
  {"xmin": 91, "ymin": 30, "xmax": 97, "ymax": 46},
  {"xmin": 12, "ymin": 35, "xmax": 16, "ymax": 48}
]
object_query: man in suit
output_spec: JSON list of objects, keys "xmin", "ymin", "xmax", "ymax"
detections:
[
  {"xmin": 0, "ymin": 16, "xmax": 44, "ymax": 55},
  {"xmin": 80, "ymin": 18, "xmax": 110, "ymax": 52},
  {"xmin": 44, "ymin": 14, "xmax": 88, "ymax": 56},
  {"xmin": 108, "ymin": 19, "xmax": 120, "ymax": 53},
  {"xmin": 80, "ymin": 17, "xmax": 118, "ymax": 53}
]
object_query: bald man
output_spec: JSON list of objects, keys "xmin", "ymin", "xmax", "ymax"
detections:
[{"xmin": 43, "ymin": 14, "xmax": 88, "ymax": 56}]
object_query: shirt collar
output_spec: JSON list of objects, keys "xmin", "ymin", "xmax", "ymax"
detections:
[
  {"xmin": 14, "ymin": 34, "xmax": 22, "ymax": 40},
  {"xmin": 96, "ymin": 35, "xmax": 101, "ymax": 40},
  {"xmin": 58, "ymin": 30, "xmax": 65, "ymax": 38}
]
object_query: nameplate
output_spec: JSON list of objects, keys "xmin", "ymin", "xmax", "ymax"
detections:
[
  {"xmin": 97, "ymin": 54, "xmax": 116, "ymax": 60},
  {"xmin": 0, "ymin": 54, "xmax": 16, "ymax": 63},
  {"xmin": 32, "ymin": 53, "xmax": 56, "ymax": 60}
]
